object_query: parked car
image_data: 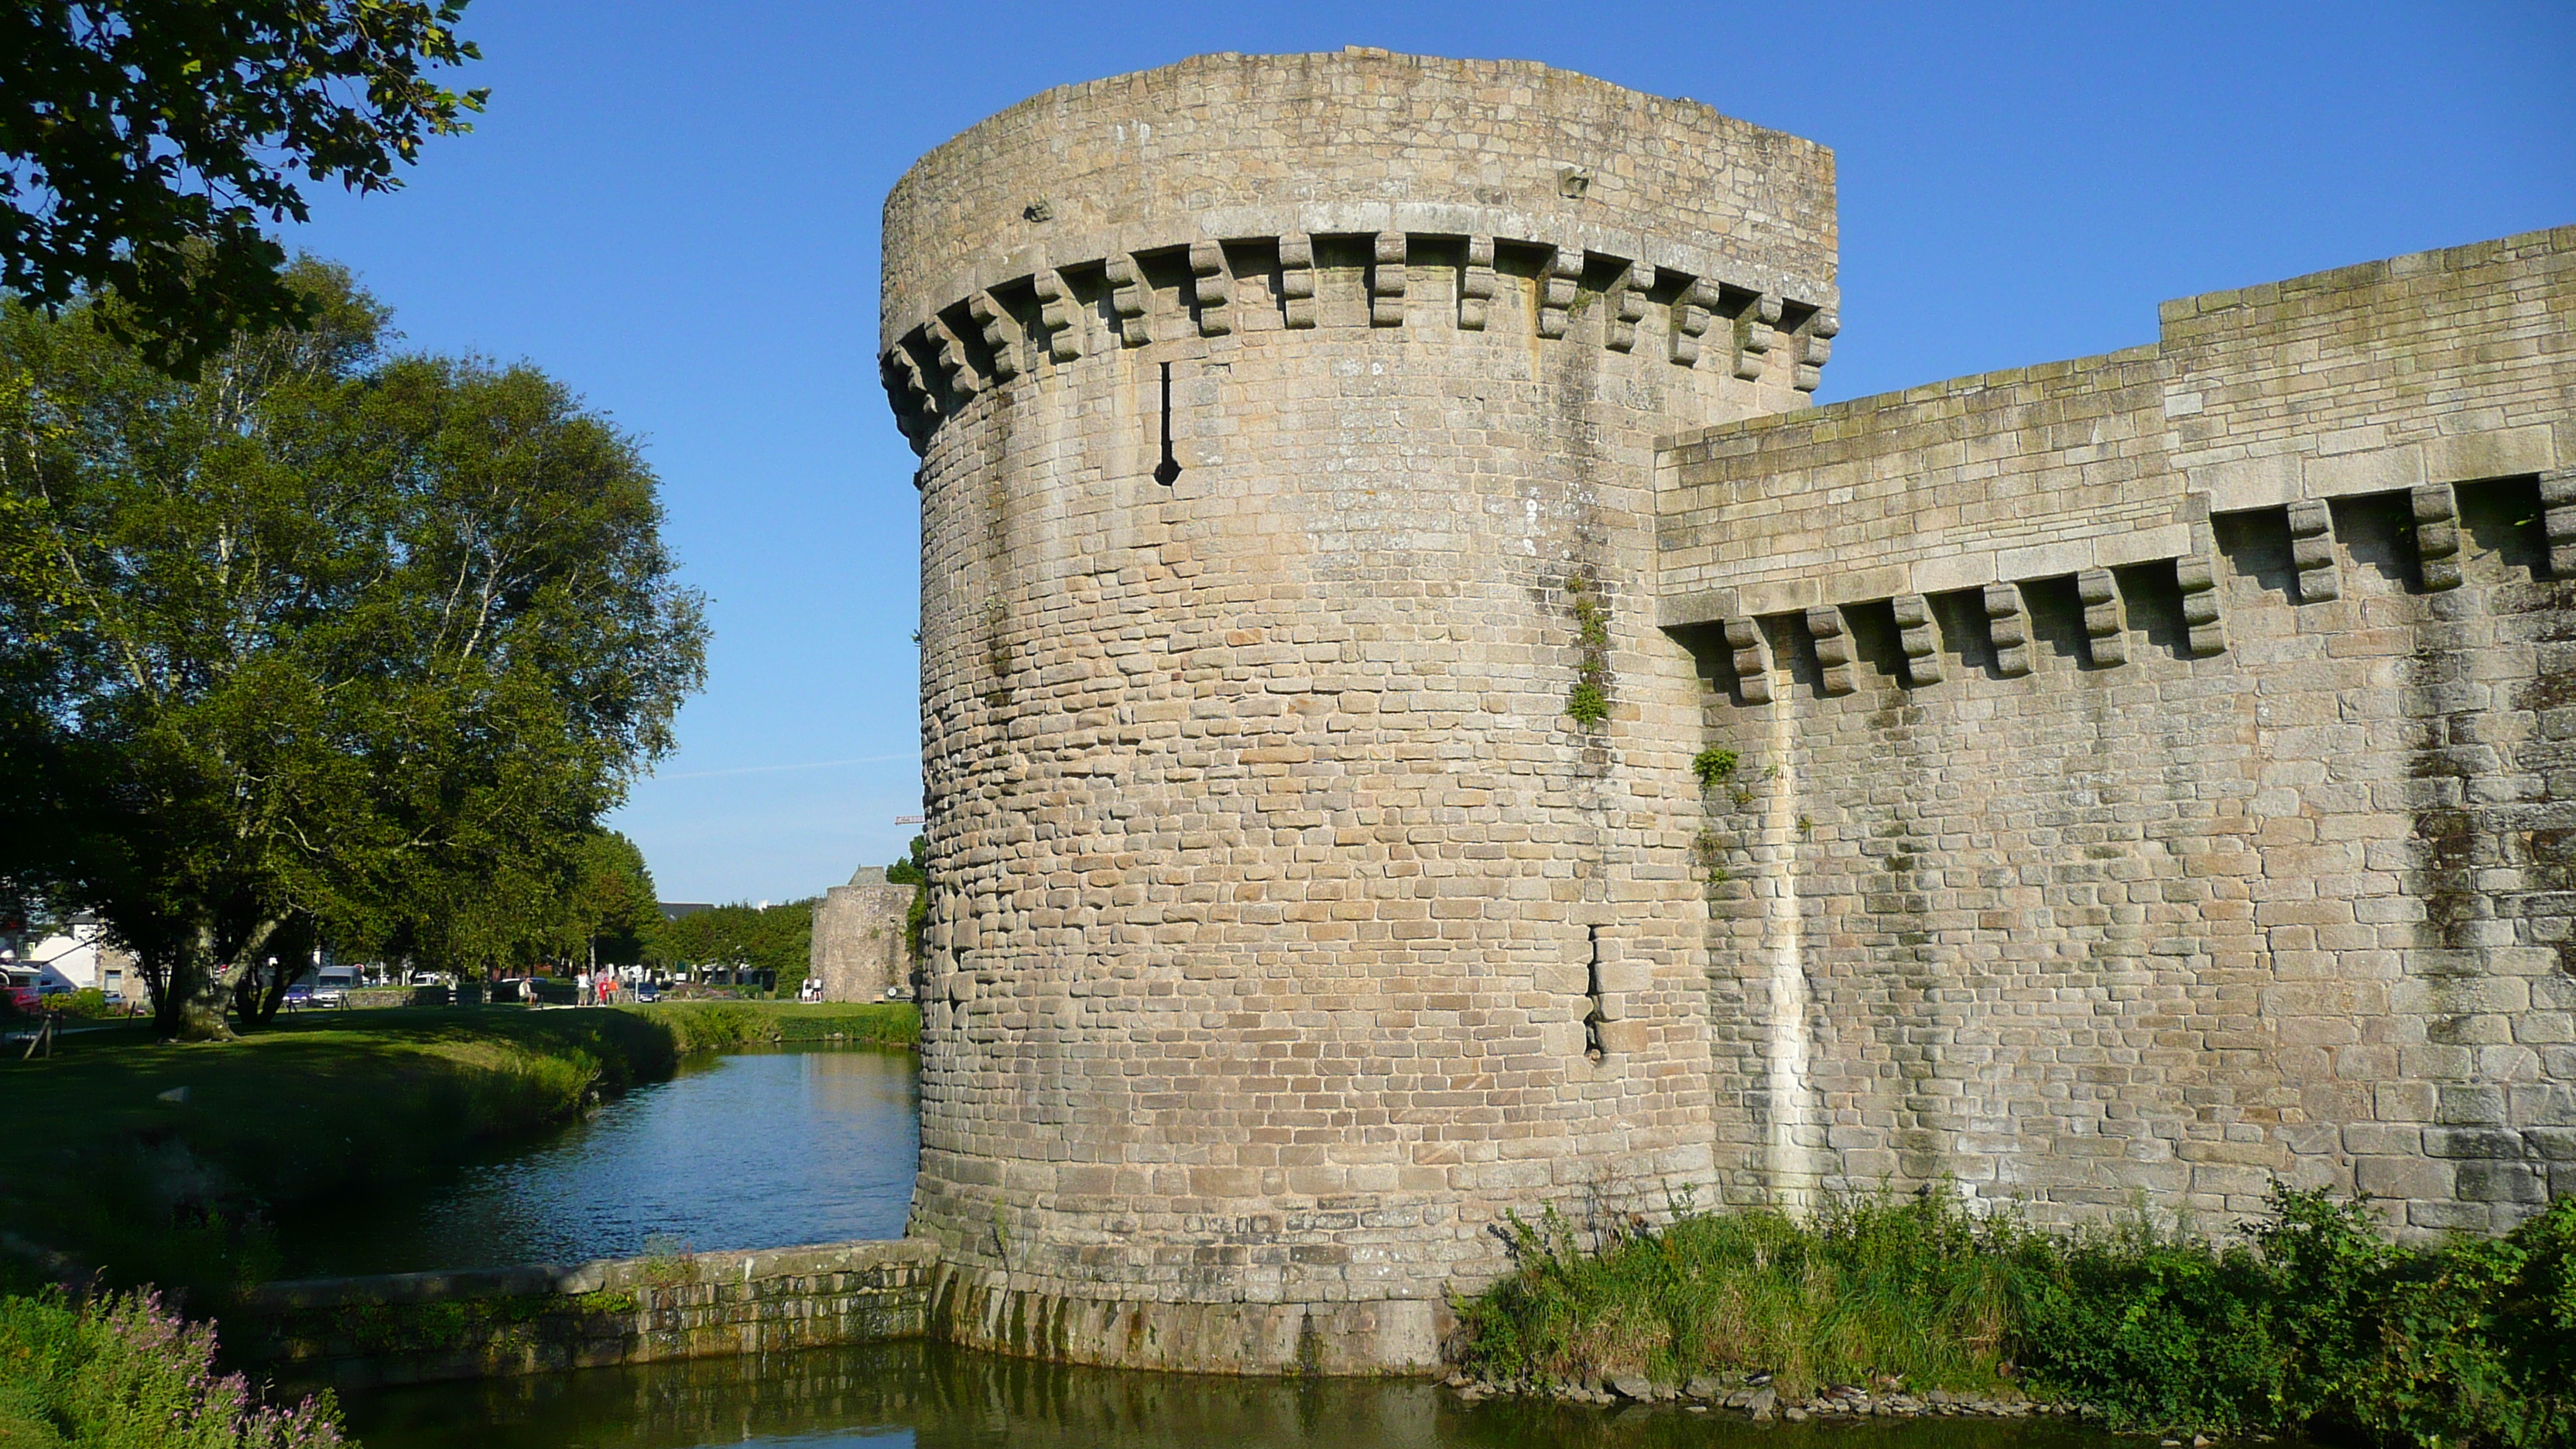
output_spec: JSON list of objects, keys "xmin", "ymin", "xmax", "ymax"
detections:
[
  {"xmin": 282, "ymin": 982, "xmax": 317, "ymax": 1010},
  {"xmin": 1, "ymin": 968, "xmax": 40, "ymax": 1014},
  {"xmin": 632, "ymin": 981, "xmax": 660, "ymax": 1003}
]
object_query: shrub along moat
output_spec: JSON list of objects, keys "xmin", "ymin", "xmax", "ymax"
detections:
[
  {"xmin": 0, "ymin": 1002, "xmax": 920, "ymax": 1303},
  {"xmin": 1456, "ymin": 1185, "xmax": 2576, "ymax": 1445}
]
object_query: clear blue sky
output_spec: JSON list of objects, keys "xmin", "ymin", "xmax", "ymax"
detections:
[{"xmin": 285, "ymin": 1, "xmax": 2575, "ymax": 906}]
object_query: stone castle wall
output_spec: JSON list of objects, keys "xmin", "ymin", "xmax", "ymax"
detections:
[
  {"xmin": 1661, "ymin": 228, "xmax": 2576, "ymax": 1235},
  {"xmin": 885, "ymin": 48, "xmax": 1837, "ymax": 1372},
  {"xmin": 882, "ymin": 46, "xmax": 2574, "ymax": 1374},
  {"xmin": 812, "ymin": 866, "xmax": 916, "ymax": 1001}
]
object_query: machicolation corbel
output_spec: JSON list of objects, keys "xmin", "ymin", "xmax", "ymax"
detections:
[
  {"xmin": 2287, "ymin": 498, "xmax": 2340, "ymax": 602},
  {"xmin": 1607, "ymin": 262, "xmax": 1653, "ymax": 354},
  {"xmin": 1671, "ymin": 277, "xmax": 1719, "ymax": 367},
  {"xmin": 2176, "ymin": 550, "xmax": 2227, "ymax": 657},
  {"xmin": 1278, "ymin": 235, "xmax": 1317, "ymax": 329},
  {"xmin": 1188, "ymin": 241, "xmax": 1231, "ymax": 337},
  {"xmin": 1459, "ymin": 238, "xmax": 1497, "ymax": 331},
  {"xmin": 1804, "ymin": 607, "xmax": 1855, "ymax": 694},
  {"xmin": 2544, "ymin": 470, "xmax": 2576, "ymax": 577},
  {"xmin": 1893, "ymin": 594, "xmax": 1942, "ymax": 685},
  {"xmin": 1538, "ymin": 248, "xmax": 1582, "ymax": 340},
  {"xmin": 2076, "ymin": 569, "xmax": 2126, "ymax": 667},
  {"xmin": 926, "ymin": 317, "xmax": 981, "ymax": 400},
  {"xmin": 1723, "ymin": 618, "xmax": 1773, "ymax": 704},
  {"xmin": 1794, "ymin": 310, "xmax": 1838, "ymax": 393},
  {"xmin": 880, "ymin": 346, "xmax": 937, "ymax": 457},
  {"xmin": 967, "ymin": 293, "xmax": 1021, "ymax": 383},
  {"xmin": 1983, "ymin": 583, "xmax": 2033, "ymax": 678},
  {"xmin": 1105, "ymin": 254, "xmax": 1151, "ymax": 348},
  {"xmin": 1733, "ymin": 293, "xmax": 1781, "ymax": 382},
  {"xmin": 2413, "ymin": 483, "xmax": 2463, "ymax": 591},
  {"xmin": 1369, "ymin": 232, "xmax": 1407, "ymax": 327},
  {"xmin": 1034, "ymin": 269, "xmax": 1084, "ymax": 361}
]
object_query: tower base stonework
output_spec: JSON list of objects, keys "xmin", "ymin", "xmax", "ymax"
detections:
[
  {"xmin": 927, "ymin": 1267, "xmax": 1443, "ymax": 1375},
  {"xmin": 879, "ymin": 48, "xmax": 2575, "ymax": 1372}
]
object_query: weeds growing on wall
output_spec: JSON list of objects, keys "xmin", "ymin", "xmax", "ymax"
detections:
[
  {"xmin": 1563, "ymin": 572, "xmax": 1613, "ymax": 728},
  {"xmin": 1458, "ymin": 1185, "xmax": 2576, "ymax": 1445},
  {"xmin": 1690, "ymin": 748, "xmax": 1740, "ymax": 792}
]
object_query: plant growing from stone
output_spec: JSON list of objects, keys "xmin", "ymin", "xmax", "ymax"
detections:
[
  {"xmin": 1563, "ymin": 573, "xmax": 1613, "ymax": 728},
  {"xmin": 1692, "ymin": 748, "xmax": 1741, "ymax": 792}
]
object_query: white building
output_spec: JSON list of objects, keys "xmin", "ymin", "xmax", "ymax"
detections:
[{"xmin": 14, "ymin": 916, "xmax": 139, "ymax": 1000}]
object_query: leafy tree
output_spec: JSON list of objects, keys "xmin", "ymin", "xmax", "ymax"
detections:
[
  {"xmin": 557, "ymin": 829, "xmax": 659, "ymax": 969},
  {"xmin": 884, "ymin": 833, "xmax": 929, "ymax": 969},
  {"xmin": 0, "ymin": 262, "xmax": 707, "ymax": 1038},
  {"xmin": 649, "ymin": 899, "xmax": 813, "ymax": 996},
  {"xmin": 1, "ymin": 1, "xmax": 486, "ymax": 377}
]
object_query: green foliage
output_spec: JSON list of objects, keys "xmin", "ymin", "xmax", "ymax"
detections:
[
  {"xmin": 885, "ymin": 834, "xmax": 930, "ymax": 970},
  {"xmin": 1560, "ymin": 574, "xmax": 1614, "ymax": 731},
  {"xmin": 647, "ymin": 899, "xmax": 813, "ymax": 994},
  {"xmin": 1461, "ymin": 1184, "xmax": 2576, "ymax": 1444},
  {"xmin": 0, "ymin": 265, "xmax": 708, "ymax": 1035},
  {"xmin": 1690, "ymin": 748, "xmax": 1740, "ymax": 791},
  {"xmin": 42, "ymin": 989, "xmax": 115, "ymax": 1019},
  {"xmin": 1459, "ymin": 1188, "xmax": 2037, "ymax": 1399},
  {"xmin": 550, "ymin": 831, "xmax": 659, "ymax": 968},
  {"xmin": 0, "ymin": 2, "xmax": 486, "ymax": 378},
  {"xmin": 884, "ymin": 835, "xmax": 929, "ymax": 886},
  {"xmin": 1564, "ymin": 681, "xmax": 1609, "ymax": 728},
  {"xmin": 0, "ymin": 1288, "xmax": 348, "ymax": 1446}
]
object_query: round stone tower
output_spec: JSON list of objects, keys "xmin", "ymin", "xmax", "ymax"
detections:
[{"xmin": 880, "ymin": 47, "xmax": 1838, "ymax": 1373}]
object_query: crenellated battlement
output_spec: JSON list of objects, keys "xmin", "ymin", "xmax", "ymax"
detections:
[{"xmin": 878, "ymin": 226, "xmax": 1838, "ymax": 456}]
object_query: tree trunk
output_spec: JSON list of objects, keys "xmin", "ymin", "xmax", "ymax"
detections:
[
  {"xmin": 244, "ymin": 913, "xmax": 315, "ymax": 1028},
  {"xmin": 169, "ymin": 924, "xmax": 241, "ymax": 1042}
]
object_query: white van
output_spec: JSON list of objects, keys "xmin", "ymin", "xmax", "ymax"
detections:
[{"xmin": 313, "ymin": 964, "xmax": 361, "ymax": 1006}]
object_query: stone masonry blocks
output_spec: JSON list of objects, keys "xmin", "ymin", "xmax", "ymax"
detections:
[
  {"xmin": 1663, "ymin": 221, "xmax": 2576, "ymax": 1243},
  {"xmin": 884, "ymin": 48, "xmax": 1833, "ymax": 1375},
  {"xmin": 2287, "ymin": 498, "xmax": 2340, "ymax": 602}
]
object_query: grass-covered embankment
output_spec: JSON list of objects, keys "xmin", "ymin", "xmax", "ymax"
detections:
[
  {"xmin": 1459, "ymin": 1186, "xmax": 2576, "ymax": 1443},
  {"xmin": 0, "ymin": 1001, "xmax": 918, "ymax": 1303}
]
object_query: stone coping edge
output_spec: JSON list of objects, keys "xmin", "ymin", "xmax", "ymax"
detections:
[{"xmin": 241, "ymin": 1237, "xmax": 940, "ymax": 1310}]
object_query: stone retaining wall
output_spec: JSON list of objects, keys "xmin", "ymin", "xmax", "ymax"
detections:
[{"xmin": 229, "ymin": 1239, "xmax": 936, "ymax": 1389}]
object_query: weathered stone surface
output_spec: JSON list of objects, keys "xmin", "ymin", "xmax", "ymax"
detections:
[
  {"xmin": 881, "ymin": 42, "xmax": 2576, "ymax": 1375},
  {"xmin": 231, "ymin": 1240, "xmax": 938, "ymax": 1388},
  {"xmin": 812, "ymin": 865, "xmax": 915, "ymax": 1001},
  {"xmin": 886, "ymin": 46, "xmax": 1832, "ymax": 1376},
  {"xmin": 1665, "ymin": 224, "xmax": 2576, "ymax": 1238}
]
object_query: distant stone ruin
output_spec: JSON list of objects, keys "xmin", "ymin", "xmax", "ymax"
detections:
[
  {"xmin": 877, "ymin": 46, "xmax": 2575, "ymax": 1373},
  {"xmin": 808, "ymin": 866, "xmax": 913, "ymax": 1002}
]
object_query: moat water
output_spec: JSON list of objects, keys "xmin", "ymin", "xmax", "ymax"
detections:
[
  {"xmin": 337, "ymin": 1341, "xmax": 2136, "ymax": 1449},
  {"xmin": 290, "ymin": 1043, "xmax": 2132, "ymax": 1449},
  {"xmin": 275, "ymin": 1045, "xmax": 920, "ymax": 1278}
]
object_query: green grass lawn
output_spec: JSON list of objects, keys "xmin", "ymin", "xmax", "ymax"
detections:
[{"xmin": 0, "ymin": 1000, "xmax": 917, "ymax": 1303}]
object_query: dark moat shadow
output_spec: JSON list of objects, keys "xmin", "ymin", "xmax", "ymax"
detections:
[{"xmin": 331, "ymin": 1340, "xmax": 2157, "ymax": 1449}]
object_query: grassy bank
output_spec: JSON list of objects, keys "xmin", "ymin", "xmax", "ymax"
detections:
[
  {"xmin": 1458, "ymin": 1186, "xmax": 2576, "ymax": 1444},
  {"xmin": 0, "ymin": 1002, "xmax": 919, "ymax": 1303}
]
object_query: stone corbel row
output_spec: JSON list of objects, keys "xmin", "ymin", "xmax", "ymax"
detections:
[
  {"xmin": 879, "ymin": 232, "xmax": 1838, "ymax": 454},
  {"xmin": 1667, "ymin": 522, "xmax": 2234, "ymax": 701},
  {"xmin": 1670, "ymin": 478, "xmax": 2543, "ymax": 703}
]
